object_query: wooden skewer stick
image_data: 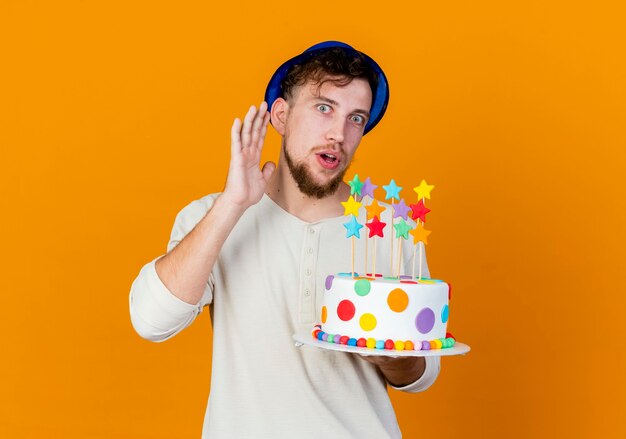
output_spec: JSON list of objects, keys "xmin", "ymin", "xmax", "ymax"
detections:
[
  {"xmin": 419, "ymin": 199, "xmax": 426, "ymax": 280},
  {"xmin": 365, "ymin": 233, "xmax": 369, "ymax": 276},
  {"xmin": 351, "ymin": 236, "xmax": 355, "ymax": 278},
  {"xmin": 396, "ymin": 237, "xmax": 403, "ymax": 278},
  {"xmin": 373, "ymin": 237, "xmax": 377, "ymax": 278},
  {"xmin": 362, "ymin": 195, "xmax": 368, "ymax": 276},
  {"xmin": 419, "ymin": 242, "xmax": 423, "ymax": 281},
  {"xmin": 412, "ymin": 218, "xmax": 420, "ymax": 279},
  {"xmin": 390, "ymin": 198, "xmax": 394, "ymax": 275}
]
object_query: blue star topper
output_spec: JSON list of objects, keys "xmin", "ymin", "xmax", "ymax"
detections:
[
  {"xmin": 343, "ymin": 215, "xmax": 364, "ymax": 238},
  {"xmin": 383, "ymin": 179, "xmax": 402, "ymax": 200}
]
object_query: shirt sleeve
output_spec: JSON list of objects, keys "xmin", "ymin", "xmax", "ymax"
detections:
[
  {"xmin": 389, "ymin": 356, "xmax": 440, "ymax": 393},
  {"xmin": 128, "ymin": 194, "xmax": 218, "ymax": 342}
]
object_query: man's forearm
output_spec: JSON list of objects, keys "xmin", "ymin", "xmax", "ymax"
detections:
[{"xmin": 155, "ymin": 194, "xmax": 246, "ymax": 305}]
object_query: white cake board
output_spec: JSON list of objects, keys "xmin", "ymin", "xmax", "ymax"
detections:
[{"xmin": 293, "ymin": 332, "xmax": 470, "ymax": 358}]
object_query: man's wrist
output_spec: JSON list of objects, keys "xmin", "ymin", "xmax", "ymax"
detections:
[{"xmin": 214, "ymin": 192, "xmax": 250, "ymax": 218}]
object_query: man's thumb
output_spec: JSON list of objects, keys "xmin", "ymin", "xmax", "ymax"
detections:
[{"xmin": 261, "ymin": 161, "xmax": 276, "ymax": 183}]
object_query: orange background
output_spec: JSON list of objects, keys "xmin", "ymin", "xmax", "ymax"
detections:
[{"xmin": 2, "ymin": 1, "xmax": 625, "ymax": 437}]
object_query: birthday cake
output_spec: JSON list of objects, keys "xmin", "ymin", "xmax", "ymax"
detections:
[
  {"xmin": 315, "ymin": 275, "xmax": 453, "ymax": 351},
  {"xmin": 313, "ymin": 176, "xmax": 456, "ymax": 352}
]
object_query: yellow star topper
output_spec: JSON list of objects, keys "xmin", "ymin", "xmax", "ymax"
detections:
[
  {"xmin": 341, "ymin": 196, "xmax": 362, "ymax": 217},
  {"xmin": 413, "ymin": 180, "xmax": 435, "ymax": 200},
  {"xmin": 365, "ymin": 199, "xmax": 386, "ymax": 220},
  {"xmin": 410, "ymin": 223, "xmax": 432, "ymax": 245}
]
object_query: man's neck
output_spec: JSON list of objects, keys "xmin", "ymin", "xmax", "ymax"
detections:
[{"xmin": 265, "ymin": 163, "xmax": 350, "ymax": 223}]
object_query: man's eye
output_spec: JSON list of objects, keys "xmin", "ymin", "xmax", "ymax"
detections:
[
  {"xmin": 317, "ymin": 104, "xmax": 330, "ymax": 113},
  {"xmin": 351, "ymin": 115, "xmax": 364, "ymax": 124}
]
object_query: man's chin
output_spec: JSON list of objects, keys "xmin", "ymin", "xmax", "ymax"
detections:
[
  {"xmin": 284, "ymin": 145, "xmax": 348, "ymax": 198},
  {"xmin": 295, "ymin": 173, "xmax": 344, "ymax": 199}
]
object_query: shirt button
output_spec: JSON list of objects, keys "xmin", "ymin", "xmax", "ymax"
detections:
[
  {"xmin": 304, "ymin": 288, "xmax": 311, "ymax": 296},
  {"xmin": 309, "ymin": 228, "xmax": 315, "ymax": 234},
  {"xmin": 308, "ymin": 247, "xmax": 314, "ymax": 254},
  {"xmin": 305, "ymin": 268, "xmax": 312, "ymax": 276}
]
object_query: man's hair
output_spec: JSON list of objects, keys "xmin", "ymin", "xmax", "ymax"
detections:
[{"xmin": 280, "ymin": 47, "xmax": 379, "ymax": 102}]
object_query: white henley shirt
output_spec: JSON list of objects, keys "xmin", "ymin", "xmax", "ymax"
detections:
[{"xmin": 129, "ymin": 193, "xmax": 440, "ymax": 438}]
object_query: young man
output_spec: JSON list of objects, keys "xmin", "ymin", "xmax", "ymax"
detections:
[{"xmin": 130, "ymin": 41, "xmax": 440, "ymax": 438}]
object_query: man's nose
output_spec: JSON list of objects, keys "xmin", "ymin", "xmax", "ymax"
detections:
[{"xmin": 326, "ymin": 116, "xmax": 346, "ymax": 144}]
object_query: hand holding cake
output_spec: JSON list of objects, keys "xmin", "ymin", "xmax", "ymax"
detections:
[{"xmin": 358, "ymin": 354, "xmax": 427, "ymax": 387}]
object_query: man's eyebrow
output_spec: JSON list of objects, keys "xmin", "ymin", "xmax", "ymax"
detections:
[{"xmin": 316, "ymin": 95, "xmax": 371, "ymax": 119}]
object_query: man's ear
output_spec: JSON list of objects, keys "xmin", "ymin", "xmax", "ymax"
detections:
[{"xmin": 270, "ymin": 97, "xmax": 289, "ymax": 136}]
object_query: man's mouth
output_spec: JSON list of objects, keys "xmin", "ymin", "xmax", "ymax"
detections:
[
  {"xmin": 319, "ymin": 153, "xmax": 337, "ymax": 163},
  {"xmin": 315, "ymin": 152, "xmax": 342, "ymax": 170}
]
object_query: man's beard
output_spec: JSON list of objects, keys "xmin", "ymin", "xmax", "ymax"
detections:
[{"xmin": 283, "ymin": 143, "xmax": 347, "ymax": 199}]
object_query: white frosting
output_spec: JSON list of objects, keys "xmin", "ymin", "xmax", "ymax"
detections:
[{"xmin": 321, "ymin": 275, "xmax": 449, "ymax": 342}]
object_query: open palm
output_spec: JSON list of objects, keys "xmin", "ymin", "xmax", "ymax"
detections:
[{"xmin": 223, "ymin": 102, "xmax": 275, "ymax": 208}]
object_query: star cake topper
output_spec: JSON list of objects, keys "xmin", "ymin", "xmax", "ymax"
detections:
[
  {"xmin": 413, "ymin": 180, "xmax": 434, "ymax": 200},
  {"xmin": 410, "ymin": 223, "xmax": 432, "ymax": 244},
  {"xmin": 360, "ymin": 177, "xmax": 377, "ymax": 199},
  {"xmin": 382, "ymin": 179, "xmax": 402, "ymax": 200},
  {"xmin": 366, "ymin": 216, "xmax": 387, "ymax": 238},
  {"xmin": 410, "ymin": 199, "xmax": 431, "ymax": 223},
  {"xmin": 348, "ymin": 175, "xmax": 364, "ymax": 197},
  {"xmin": 393, "ymin": 218, "xmax": 412, "ymax": 240},
  {"xmin": 392, "ymin": 199, "xmax": 411, "ymax": 220},
  {"xmin": 343, "ymin": 216, "xmax": 364, "ymax": 239},
  {"xmin": 365, "ymin": 199, "xmax": 386, "ymax": 220},
  {"xmin": 341, "ymin": 196, "xmax": 362, "ymax": 217}
]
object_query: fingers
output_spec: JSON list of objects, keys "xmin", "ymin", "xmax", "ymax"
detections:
[
  {"xmin": 236, "ymin": 102, "xmax": 270, "ymax": 150},
  {"xmin": 249, "ymin": 102, "xmax": 268, "ymax": 149},
  {"xmin": 259, "ymin": 111, "xmax": 271, "ymax": 148},
  {"xmin": 231, "ymin": 118, "xmax": 242, "ymax": 156},
  {"xmin": 240, "ymin": 105, "xmax": 256, "ymax": 149}
]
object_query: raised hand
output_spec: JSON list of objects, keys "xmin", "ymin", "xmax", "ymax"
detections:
[{"xmin": 222, "ymin": 102, "xmax": 275, "ymax": 209}]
